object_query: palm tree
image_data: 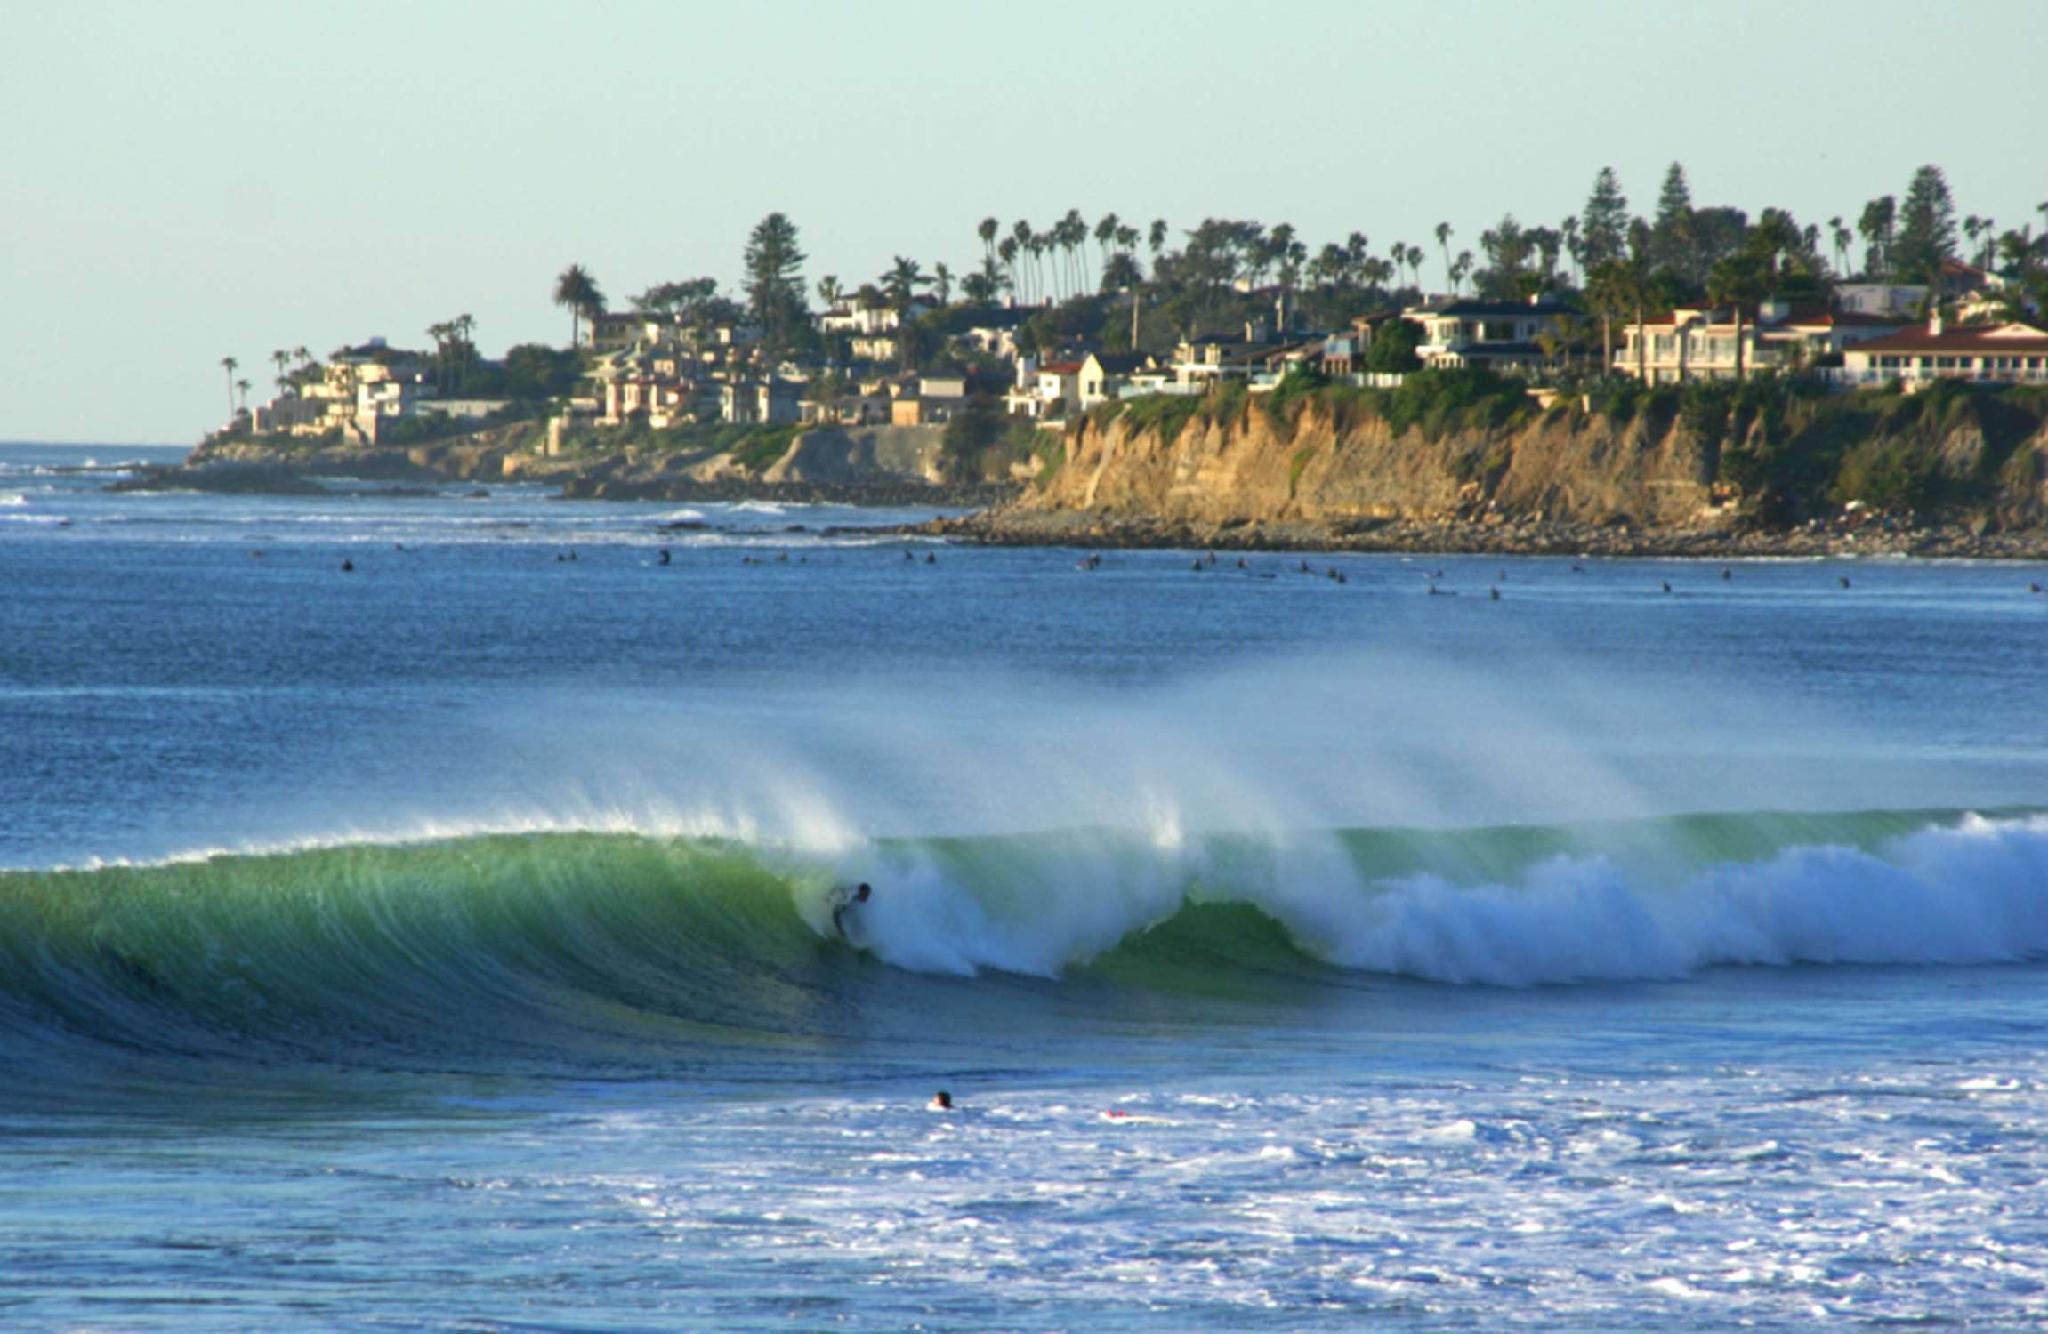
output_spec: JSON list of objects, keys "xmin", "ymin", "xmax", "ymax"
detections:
[
  {"xmin": 1010, "ymin": 221, "xmax": 1034, "ymax": 303},
  {"xmin": 880, "ymin": 256, "xmax": 930, "ymax": 369},
  {"xmin": 235, "ymin": 379, "xmax": 251, "ymax": 414},
  {"xmin": 816, "ymin": 274, "xmax": 842, "ymax": 311},
  {"xmin": 932, "ymin": 262, "xmax": 952, "ymax": 306},
  {"xmin": 1148, "ymin": 219, "xmax": 1168, "ymax": 261},
  {"xmin": 1030, "ymin": 231, "xmax": 1053, "ymax": 304},
  {"xmin": 1625, "ymin": 221, "xmax": 1655, "ymax": 381},
  {"xmin": 1062, "ymin": 209, "xmax": 1088, "ymax": 294},
  {"xmin": 270, "ymin": 348, "xmax": 292, "ymax": 392},
  {"xmin": 554, "ymin": 264, "xmax": 602, "ymax": 346},
  {"xmin": 1707, "ymin": 252, "xmax": 1766, "ymax": 382},
  {"xmin": 219, "ymin": 356, "xmax": 238, "ymax": 418},
  {"xmin": 997, "ymin": 237, "xmax": 1021, "ymax": 305},
  {"xmin": 1093, "ymin": 213, "xmax": 1121, "ymax": 290},
  {"xmin": 1585, "ymin": 262, "xmax": 1628, "ymax": 374},
  {"xmin": 1450, "ymin": 250, "xmax": 1474, "ymax": 296},
  {"xmin": 977, "ymin": 217, "xmax": 999, "ymax": 269},
  {"xmin": 1435, "ymin": 222, "xmax": 1454, "ymax": 292}
]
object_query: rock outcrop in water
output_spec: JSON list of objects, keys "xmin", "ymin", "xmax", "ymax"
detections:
[{"xmin": 118, "ymin": 422, "xmax": 1013, "ymax": 509}]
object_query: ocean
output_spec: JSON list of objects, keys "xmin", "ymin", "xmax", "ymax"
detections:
[{"xmin": 5, "ymin": 439, "xmax": 2048, "ymax": 1327}]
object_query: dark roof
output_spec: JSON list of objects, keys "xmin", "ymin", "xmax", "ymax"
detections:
[
  {"xmin": 1414, "ymin": 299, "xmax": 1566, "ymax": 318},
  {"xmin": 1088, "ymin": 352, "xmax": 1150, "ymax": 373}
]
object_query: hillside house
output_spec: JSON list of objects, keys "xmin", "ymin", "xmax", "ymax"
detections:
[
  {"xmin": 1615, "ymin": 301, "xmax": 1907, "ymax": 382},
  {"xmin": 1406, "ymin": 296, "xmax": 1567, "ymax": 371},
  {"xmin": 1837, "ymin": 319, "xmax": 2048, "ymax": 386}
]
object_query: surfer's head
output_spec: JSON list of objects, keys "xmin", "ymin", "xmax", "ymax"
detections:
[
  {"xmin": 855, "ymin": 883, "xmax": 871, "ymax": 902},
  {"xmin": 931, "ymin": 1090, "xmax": 952, "ymax": 1110}
]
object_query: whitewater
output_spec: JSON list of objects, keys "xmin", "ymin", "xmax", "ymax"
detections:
[{"xmin": 5, "ymin": 441, "xmax": 2048, "ymax": 1326}]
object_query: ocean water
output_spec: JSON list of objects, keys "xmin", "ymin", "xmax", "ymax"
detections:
[{"xmin": 5, "ymin": 439, "xmax": 2048, "ymax": 1327}]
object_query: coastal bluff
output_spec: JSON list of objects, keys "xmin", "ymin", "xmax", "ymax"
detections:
[{"xmin": 945, "ymin": 382, "xmax": 2048, "ymax": 558}]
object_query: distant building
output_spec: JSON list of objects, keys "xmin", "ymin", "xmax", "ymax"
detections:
[
  {"xmin": 720, "ymin": 377, "xmax": 803, "ymax": 424},
  {"xmin": 1077, "ymin": 352, "xmax": 1150, "ymax": 409},
  {"xmin": 955, "ymin": 308, "xmax": 1030, "ymax": 360},
  {"xmin": 590, "ymin": 342, "xmax": 700, "ymax": 428},
  {"xmin": 1836, "ymin": 284, "xmax": 1930, "ymax": 317},
  {"xmin": 1615, "ymin": 301, "xmax": 1908, "ymax": 383},
  {"xmin": 1838, "ymin": 319, "xmax": 2048, "ymax": 387},
  {"xmin": 1406, "ymin": 296, "xmax": 1568, "ymax": 371}
]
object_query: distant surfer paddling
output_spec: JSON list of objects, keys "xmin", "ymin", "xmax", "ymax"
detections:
[{"xmin": 830, "ymin": 882, "xmax": 872, "ymax": 939}]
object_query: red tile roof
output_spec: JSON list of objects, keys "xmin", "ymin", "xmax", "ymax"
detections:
[{"xmin": 1848, "ymin": 322, "xmax": 2048, "ymax": 354}]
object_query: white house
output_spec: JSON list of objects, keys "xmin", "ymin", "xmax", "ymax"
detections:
[
  {"xmin": 1077, "ymin": 352, "xmax": 1150, "ymax": 409},
  {"xmin": 1838, "ymin": 319, "xmax": 2048, "ymax": 387}
]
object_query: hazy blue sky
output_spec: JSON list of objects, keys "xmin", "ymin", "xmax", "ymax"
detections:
[{"xmin": 5, "ymin": 0, "xmax": 2044, "ymax": 443}]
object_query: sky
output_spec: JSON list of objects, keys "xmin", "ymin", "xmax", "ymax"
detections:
[{"xmin": 4, "ymin": 0, "xmax": 2044, "ymax": 444}]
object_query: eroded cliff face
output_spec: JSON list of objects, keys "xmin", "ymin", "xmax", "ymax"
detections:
[
  {"xmin": 1025, "ymin": 401, "xmax": 1726, "ymax": 530},
  {"xmin": 1020, "ymin": 396, "xmax": 2048, "ymax": 535}
]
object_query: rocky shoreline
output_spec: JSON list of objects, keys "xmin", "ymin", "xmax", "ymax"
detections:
[
  {"xmin": 110, "ymin": 447, "xmax": 1014, "ymax": 511},
  {"xmin": 917, "ymin": 506, "xmax": 2048, "ymax": 561},
  {"xmin": 121, "ymin": 426, "xmax": 2048, "ymax": 562}
]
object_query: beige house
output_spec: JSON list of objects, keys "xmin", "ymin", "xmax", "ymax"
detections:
[
  {"xmin": 590, "ymin": 342, "xmax": 707, "ymax": 427},
  {"xmin": 1615, "ymin": 302, "xmax": 1906, "ymax": 382}
]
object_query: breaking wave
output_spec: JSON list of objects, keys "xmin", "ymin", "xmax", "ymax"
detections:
[{"xmin": 3, "ymin": 809, "xmax": 2046, "ymax": 1081}]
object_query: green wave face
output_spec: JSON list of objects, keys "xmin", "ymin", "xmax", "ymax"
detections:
[{"xmin": 2, "ymin": 808, "xmax": 2043, "ymax": 1080}]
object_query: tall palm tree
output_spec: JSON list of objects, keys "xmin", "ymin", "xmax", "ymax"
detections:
[
  {"xmin": 235, "ymin": 379, "xmax": 251, "ymax": 414},
  {"xmin": 219, "ymin": 356, "xmax": 238, "ymax": 418},
  {"xmin": 932, "ymin": 262, "xmax": 952, "ymax": 306},
  {"xmin": 996, "ymin": 237, "xmax": 1021, "ymax": 305},
  {"xmin": 1434, "ymin": 222, "xmax": 1454, "ymax": 292},
  {"xmin": 1094, "ymin": 212, "xmax": 1121, "ymax": 290},
  {"xmin": 1030, "ymin": 232, "xmax": 1053, "ymax": 304},
  {"xmin": 1010, "ymin": 221, "xmax": 1034, "ymax": 303},
  {"xmin": 977, "ymin": 217, "xmax": 999, "ymax": 270},
  {"xmin": 271, "ymin": 348, "xmax": 292, "ymax": 392},
  {"xmin": 1061, "ymin": 209, "xmax": 1087, "ymax": 295},
  {"xmin": 554, "ymin": 264, "xmax": 602, "ymax": 346}
]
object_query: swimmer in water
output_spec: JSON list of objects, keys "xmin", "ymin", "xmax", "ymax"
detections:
[{"xmin": 930, "ymin": 1091, "xmax": 953, "ymax": 1110}]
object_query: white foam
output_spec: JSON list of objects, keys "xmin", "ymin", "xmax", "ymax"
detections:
[{"xmin": 1319, "ymin": 813, "xmax": 2048, "ymax": 985}]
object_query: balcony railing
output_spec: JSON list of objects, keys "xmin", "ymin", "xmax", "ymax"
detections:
[{"xmin": 1824, "ymin": 367, "xmax": 2048, "ymax": 387}]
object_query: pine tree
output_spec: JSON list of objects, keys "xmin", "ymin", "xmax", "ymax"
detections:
[
  {"xmin": 744, "ymin": 213, "xmax": 808, "ymax": 350},
  {"xmin": 1651, "ymin": 162, "xmax": 1695, "ymax": 281},
  {"xmin": 1579, "ymin": 166, "xmax": 1631, "ymax": 268},
  {"xmin": 1893, "ymin": 165, "xmax": 1958, "ymax": 287}
]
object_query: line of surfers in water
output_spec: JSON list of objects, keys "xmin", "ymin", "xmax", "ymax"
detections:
[{"xmin": 319, "ymin": 546, "xmax": 2048, "ymax": 598}]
